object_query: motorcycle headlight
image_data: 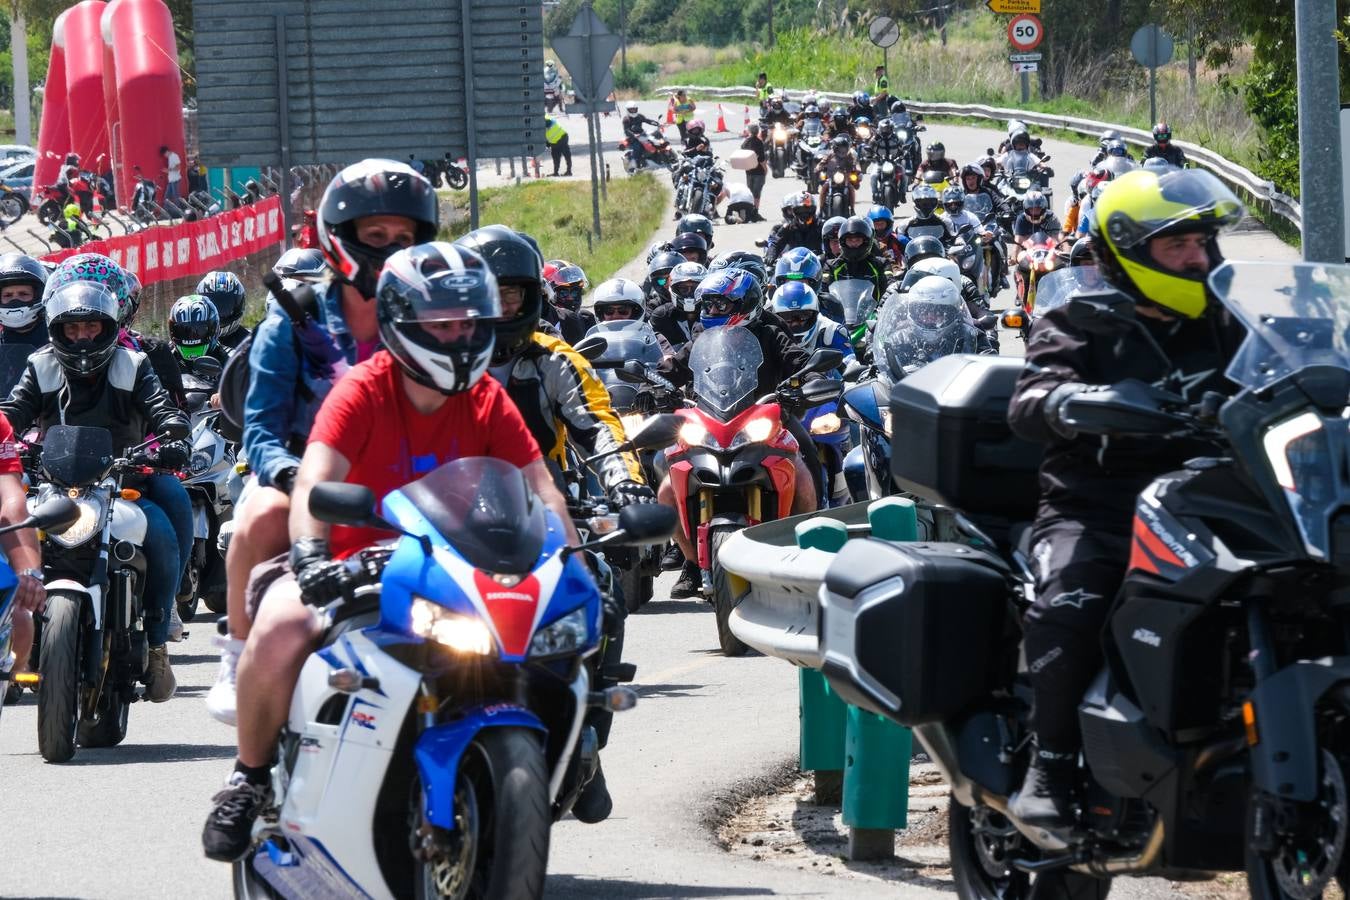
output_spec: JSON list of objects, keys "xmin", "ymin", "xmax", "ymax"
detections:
[
  {"xmin": 833, "ymin": 172, "xmax": 845, "ymax": 184},
  {"xmin": 48, "ymin": 493, "xmax": 105, "ymax": 548},
  {"xmin": 189, "ymin": 449, "xmax": 214, "ymax": 475},
  {"xmin": 620, "ymin": 412, "xmax": 646, "ymax": 436},
  {"xmin": 528, "ymin": 607, "xmax": 590, "ymax": 658},
  {"xmin": 810, "ymin": 412, "xmax": 843, "ymax": 435},
  {"xmin": 1264, "ymin": 412, "xmax": 1335, "ymax": 557},
  {"xmin": 882, "ymin": 162, "xmax": 894, "ymax": 174},
  {"xmin": 729, "ymin": 416, "xmax": 777, "ymax": 449},
  {"xmin": 410, "ymin": 596, "xmax": 495, "ymax": 656},
  {"xmin": 679, "ymin": 420, "xmax": 715, "ymax": 448},
  {"xmin": 898, "ymin": 130, "xmax": 910, "ymax": 141}
]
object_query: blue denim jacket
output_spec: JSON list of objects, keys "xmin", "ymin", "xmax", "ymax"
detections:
[{"xmin": 241, "ymin": 281, "xmax": 360, "ymax": 489}]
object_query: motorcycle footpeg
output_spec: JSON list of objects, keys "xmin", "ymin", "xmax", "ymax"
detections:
[
  {"xmin": 588, "ymin": 686, "xmax": 637, "ymax": 712},
  {"xmin": 602, "ymin": 662, "xmax": 637, "ymax": 684}
]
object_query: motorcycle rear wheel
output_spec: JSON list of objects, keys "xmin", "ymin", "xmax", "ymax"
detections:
[
  {"xmin": 36, "ymin": 199, "xmax": 62, "ymax": 227},
  {"xmin": 37, "ymin": 592, "xmax": 83, "ymax": 763},
  {"xmin": 413, "ymin": 727, "xmax": 550, "ymax": 900},
  {"xmin": 447, "ymin": 168, "xmax": 468, "ymax": 191},
  {"xmin": 618, "ymin": 566, "xmax": 653, "ymax": 614},
  {"xmin": 949, "ymin": 798, "xmax": 1111, "ymax": 900},
  {"xmin": 0, "ymin": 194, "xmax": 25, "ymax": 225},
  {"xmin": 709, "ymin": 525, "xmax": 749, "ymax": 657}
]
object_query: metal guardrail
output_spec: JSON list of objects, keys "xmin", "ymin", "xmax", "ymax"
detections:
[{"xmin": 657, "ymin": 83, "xmax": 1302, "ymax": 232}]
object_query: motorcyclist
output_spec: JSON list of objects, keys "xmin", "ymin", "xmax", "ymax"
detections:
[
  {"xmin": 543, "ymin": 262, "xmax": 598, "ymax": 344},
  {"xmin": 900, "ymin": 234, "xmax": 992, "ymax": 330},
  {"xmin": 1089, "ymin": 129, "xmax": 1122, "ymax": 166},
  {"xmin": 887, "ymin": 274, "xmax": 995, "ymax": 364},
  {"xmin": 3, "ymin": 280, "xmax": 189, "ymax": 701},
  {"xmin": 866, "ymin": 205, "xmax": 906, "ymax": 265},
  {"xmin": 1005, "ymin": 168, "xmax": 1247, "ymax": 832},
  {"xmin": 168, "ymin": 294, "xmax": 224, "ymax": 367},
  {"xmin": 763, "ymin": 96, "xmax": 793, "ymax": 128},
  {"xmin": 676, "ymin": 213, "xmax": 715, "ymax": 253},
  {"xmin": 901, "ymin": 184, "xmax": 956, "ymax": 244},
  {"xmin": 763, "ymin": 191, "xmax": 822, "ymax": 265},
  {"xmin": 942, "ymin": 187, "xmax": 990, "ymax": 243},
  {"xmin": 955, "ymin": 169, "xmax": 1007, "ymax": 287},
  {"xmin": 669, "ymin": 232, "xmax": 710, "ymax": 266},
  {"xmin": 816, "ymin": 135, "xmax": 859, "ymax": 215},
  {"xmin": 649, "ymin": 260, "xmax": 706, "ymax": 351},
  {"xmin": 208, "ymin": 159, "xmax": 437, "ymax": 725},
  {"xmin": 0, "ymin": 402, "xmax": 43, "ymax": 704},
  {"xmin": 657, "ymin": 269, "xmax": 822, "ymax": 597},
  {"xmin": 591, "ymin": 277, "xmax": 674, "ymax": 356},
  {"xmin": 999, "ymin": 127, "xmax": 1046, "ymax": 176},
  {"xmin": 1012, "ymin": 190, "xmax": 1064, "ymax": 250},
  {"xmin": 770, "ymin": 281, "xmax": 854, "ymax": 366},
  {"xmin": 195, "ymin": 271, "xmax": 249, "ymax": 355},
  {"xmin": 848, "ymin": 91, "xmax": 872, "ymax": 123},
  {"xmin": 822, "ymin": 216, "xmax": 889, "ymax": 301},
  {"xmin": 827, "ymin": 105, "xmax": 853, "ymax": 140},
  {"xmin": 708, "ymin": 251, "xmax": 770, "ymax": 294},
  {"xmin": 623, "ymin": 102, "xmax": 662, "ymax": 169},
  {"xmin": 0, "ymin": 253, "xmax": 50, "ymax": 348},
  {"xmin": 1144, "ymin": 121, "xmax": 1188, "ymax": 168},
  {"xmin": 201, "ymin": 241, "xmax": 582, "ymax": 862},
  {"xmin": 820, "ymin": 215, "xmax": 847, "ymax": 267},
  {"xmin": 915, "ymin": 141, "xmax": 958, "ymax": 184},
  {"xmin": 772, "ymin": 246, "xmax": 824, "ymax": 296},
  {"xmin": 864, "ymin": 117, "xmax": 905, "ymax": 170},
  {"xmin": 643, "ymin": 250, "xmax": 685, "ymax": 310},
  {"xmin": 543, "ymin": 59, "xmax": 562, "ymax": 93},
  {"xmin": 683, "ymin": 119, "xmax": 712, "ymax": 155}
]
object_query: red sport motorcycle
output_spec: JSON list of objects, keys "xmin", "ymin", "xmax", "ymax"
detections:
[
  {"xmin": 664, "ymin": 326, "xmax": 841, "ymax": 655},
  {"xmin": 620, "ymin": 126, "xmax": 678, "ymax": 174}
]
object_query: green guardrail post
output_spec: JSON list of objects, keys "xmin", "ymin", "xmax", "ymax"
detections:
[
  {"xmin": 795, "ymin": 516, "xmax": 849, "ymax": 804},
  {"xmin": 834, "ymin": 497, "xmax": 920, "ymax": 860}
]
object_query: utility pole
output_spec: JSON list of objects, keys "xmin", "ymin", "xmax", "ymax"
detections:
[
  {"xmin": 619, "ymin": 0, "xmax": 626, "ymax": 72},
  {"xmin": 768, "ymin": 0, "xmax": 774, "ymax": 48},
  {"xmin": 10, "ymin": 6, "xmax": 30, "ymax": 146},
  {"xmin": 1294, "ymin": 0, "xmax": 1345, "ymax": 262}
]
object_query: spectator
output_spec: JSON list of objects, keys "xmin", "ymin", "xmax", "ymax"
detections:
[
  {"xmin": 741, "ymin": 123, "xmax": 768, "ymax": 217},
  {"xmin": 160, "ymin": 144, "xmax": 182, "ymax": 202},
  {"xmin": 187, "ymin": 157, "xmax": 209, "ymax": 194},
  {"xmin": 546, "ymin": 116, "xmax": 572, "ymax": 177},
  {"xmin": 407, "ymin": 153, "xmax": 425, "ymax": 175}
]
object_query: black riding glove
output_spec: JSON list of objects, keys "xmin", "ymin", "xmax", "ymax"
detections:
[
  {"xmin": 608, "ymin": 480, "xmax": 655, "ymax": 508},
  {"xmin": 154, "ymin": 441, "xmax": 191, "ymax": 470},
  {"xmin": 290, "ymin": 536, "xmax": 351, "ymax": 606}
]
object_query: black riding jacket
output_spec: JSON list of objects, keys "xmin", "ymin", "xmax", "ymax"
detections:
[
  {"xmin": 1008, "ymin": 299, "xmax": 1246, "ymax": 527},
  {"xmin": 763, "ymin": 221, "xmax": 823, "ymax": 265}
]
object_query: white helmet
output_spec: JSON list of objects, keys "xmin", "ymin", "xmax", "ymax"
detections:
[
  {"xmin": 668, "ymin": 261, "xmax": 707, "ymax": 313},
  {"xmin": 902, "ymin": 256, "xmax": 962, "ymax": 294},
  {"xmin": 626, "ymin": 101, "xmax": 639, "ymax": 114},
  {"xmin": 901, "ymin": 275, "xmax": 965, "ymax": 344},
  {"xmin": 592, "ymin": 277, "xmax": 646, "ymax": 322}
]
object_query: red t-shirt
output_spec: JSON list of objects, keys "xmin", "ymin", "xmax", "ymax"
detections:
[
  {"xmin": 0, "ymin": 413, "xmax": 20, "ymax": 476},
  {"xmin": 308, "ymin": 351, "xmax": 542, "ymax": 558}
]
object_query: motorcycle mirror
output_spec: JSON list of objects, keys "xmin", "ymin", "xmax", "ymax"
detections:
[
  {"xmin": 191, "ymin": 355, "xmax": 224, "ymax": 379},
  {"xmin": 574, "ymin": 334, "xmax": 609, "ymax": 361},
  {"xmin": 614, "ymin": 360, "xmax": 648, "ymax": 385},
  {"xmin": 615, "ymin": 503, "xmax": 677, "ymax": 545},
  {"xmin": 625, "ymin": 413, "xmax": 682, "ymax": 451},
  {"xmin": 802, "ymin": 347, "xmax": 845, "ymax": 375},
  {"xmin": 309, "ymin": 482, "xmax": 377, "ymax": 526},
  {"xmin": 842, "ymin": 359, "xmax": 867, "ymax": 383},
  {"xmin": 13, "ymin": 496, "xmax": 81, "ymax": 536},
  {"xmin": 801, "ymin": 379, "xmax": 845, "ymax": 404}
]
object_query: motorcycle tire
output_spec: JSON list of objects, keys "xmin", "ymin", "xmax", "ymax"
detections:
[
  {"xmin": 0, "ymin": 194, "xmax": 25, "ymax": 225},
  {"xmin": 203, "ymin": 589, "xmax": 228, "ymax": 616},
  {"xmin": 689, "ymin": 189, "xmax": 705, "ymax": 218},
  {"xmin": 37, "ymin": 592, "xmax": 83, "ymax": 763},
  {"xmin": 177, "ymin": 596, "xmax": 199, "ymax": 624},
  {"xmin": 447, "ymin": 168, "xmax": 468, "ymax": 191},
  {"xmin": 1244, "ymin": 748, "xmax": 1350, "ymax": 900},
  {"xmin": 949, "ymin": 798, "xmax": 1111, "ymax": 900},
  {"xmin": 78, "ymin": 685, "xmax": 129, "ymax": 748},
  {"xmin": 617, "ymin": 566, "xmax": 654, "ymax": 615},
  {"xmin": 709, "ymin": 525, "xmax": 749, "ymax": 657},
  {"xmin": 37, "ymin": 199, "xmax": 62, "ymax": 227},
  {"xmin": 412, "ymin": 727, "xmax": 550, "ymax": 900},
  {"xmin": 231, "ymin": 853, "xmax": 278, "ymax": 899}
]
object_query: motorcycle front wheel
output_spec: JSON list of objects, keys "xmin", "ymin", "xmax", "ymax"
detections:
[
  {"xmin": 709, "ymin": 524, "xmax": 749, "ymax": 657},
  {"xmin": 0, "ymin": 193, "xmax": 25, "ymax": 226},
  {"xmin": 949, "ymin": 799, "xmax": 1111, "ymax": 900},
  {"xmin": 1245, "ymin": 749, "xmax": 1350, "ymax": 900},
  {"xmin": 413, "ymin": 727, "xmax": 550, "ymax": 900},
  {"xmin": 37, "ymin": 592, "xmax": 83, "ymax": 763},
  {"xmin": 78, "ymin": 684, "xmax": 128, "ymax": 748},
  {"xmin": 446, "ymin": 168, "xmax": 468, "ymax": 191},
  {"xmin": 36, "ymin": 199, "xmax": 62, "ymax": 226}
]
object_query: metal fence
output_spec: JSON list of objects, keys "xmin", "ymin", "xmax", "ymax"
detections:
[{"xmin": 656, "ymin": 83, "xmax": 1303, "ymax": 233}]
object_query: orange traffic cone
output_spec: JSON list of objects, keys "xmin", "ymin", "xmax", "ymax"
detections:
[
  {"xmin": 666, "ymin": 98, "xmax": 675, "ymax": 125},
  {"xmin": 715, "ymin": 104, "xmax": 729, "ymax": 133}
]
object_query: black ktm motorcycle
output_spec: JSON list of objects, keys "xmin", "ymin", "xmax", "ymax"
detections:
[{"xmin": 819, "ymin": 260, "xmax": 1350, "ymax": 900}]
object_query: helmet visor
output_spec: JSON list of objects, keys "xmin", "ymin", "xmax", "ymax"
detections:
[
  {"xmin": 1105, "ymin": 170, "xmax": 1245, "ymax": 250},
  {"xmin": 46, "ymin": 281, "xmax": 118, "ymax": 323},
  {"xmin": 909, "ymin": 302, "xmax": 960, "ymax": 330}
]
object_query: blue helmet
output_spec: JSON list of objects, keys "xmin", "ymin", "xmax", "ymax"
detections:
[
  {"xmin": 865, "ymin": 205, "xmax": 894, "ymax": 234},
  {"xmin": 769, "ymin": 281, "xmax": 821, "ymax": 343},
  {"xmin": 695, "ymin": 269, "xmax": 763, "ymax": 329},
  {"xmin": 773, "ymin": 247, "xmax": 822, "ymax": 292}
]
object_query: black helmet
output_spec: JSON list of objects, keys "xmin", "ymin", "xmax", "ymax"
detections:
[
  {"xmin": 838, "ymin": 216, "xmax": 874, "ymax": 263},
  {"xmin": 647, "ymin": 250, "xmax": 684, "ymax": 303},
  {"xmin": 376, "ymin": 242, "xmax": 500, "ymax": 395},
  {"xmin": 821, "ymin": 215, "xmax": 847, "ymax": 245},
  {"xmin": 831, "ymin": 134, "xmax": 851, "ymax": 154},
  {"xmin": 676, "ymin": 213, "xmax": 715, "ymax": 250},
  {"xmin": 272, "ymin": 247, "xmax": 327, "ymax": 282},
  {"xmin": 169, "ymin": 294, "xmax": 220, "ymax": 361},
  {"xmin": 0, "ymin": 253, "xmax": 47, "ymax": 330},
  {"xmin": 708, "ymin": 250, "xmax": 768, "ymax": 287},
  {"xmin": 669, "ymin": 232, "xmax": 709, "ymax": 265},
  {"xmin": 890, "ymin": 100, "xmax": 907, "ymax": 115},
  {"xmin": 903, "ymin": 235, "xmax": 945, "ymax": 267},
  {"xmin": 318, "ymin": 159, "xmax": 439, "ymax": 300},
  {"xmin": 454, "ymin": 225, "xmax": 544, "ymax": 364},
  {"xmin": 1069, "ymin": 235, "xmax": 1095, "ymax": 267},
  {"xmin": 194, "ymin": 271, "xmax": 247, "ymax": 335},
  {"xmin": 927, "ymin": 142, "xmax": 946, "ymax": 161},
  {"xmin": 45, "ymin": 281, "xmax": 119, "ymax": 377},
  {"xmin": 877, "ymin": 118, "xmax": 894, "ymax": 137}
]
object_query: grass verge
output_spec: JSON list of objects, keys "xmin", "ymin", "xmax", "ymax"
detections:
[{"xmin": 439, "ymin": 173, "xmax": 668, "ymax": 283}]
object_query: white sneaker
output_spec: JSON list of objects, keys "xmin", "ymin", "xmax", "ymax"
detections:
[
  {"xmin": 168, "ymin": 604, "xmax": 185, "ymax": 642},
  {"xmin": 206, "ymin": 635, "xmax": 245, "ymax": 726}
]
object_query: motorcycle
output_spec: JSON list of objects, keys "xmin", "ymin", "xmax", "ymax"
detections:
[
  {"xmin": 544, "ymin": 78, "xmax": 567, "ymax": 114},
  {"xmin": 918, "ymin": 168, "xmax": 952, "ymax": 196},
  {"xmin": 821, "ymin": 259, "xmax": 1350, "ymax": 900},
  {"xmin": 130, "ymin": 174, "xmax": 162, "ymax": 226},
  {"xmin": 769, "ymin": 121, "xmax": 796, "ymax": 179},
  {"xmin": 796, "ymin": 118, "xmax": 826, "ymax": 184},
  {"xmin": 665, "ymin": 326, "xmax": 842, "ymax": 655},
  {"xmin": 824, "ymin": 167, "xmax": 860, "ymax": 219},
  {"xmin": 892, "ymin": 117, "xmax": 925, "ymax": 181},
  {"xmin": 999, "ymin": 263, "xmax": 1104, "ymax": 345},
  {"xmin": 0, "ymin": 179, "xmax": 28, "ymax": 228},
  {"xmin": 176, "ymin": 358, "xmax": 236, "ymax": 621},
  {"xmin": 620, "ymin": 127, "xmax": 677, "ymax": 175},
  {"xmin": 674, "ymin": 152, "xmax": 724, "ymax": 220},
  {"xmin": 869, "ymin": 156, "xmax": 907, "ymax": 209},
  {"xmin": 30, "ymin": 426, "xmax": 175, "ymax": 762},
  {"xmin": 949, "ymin": 223, "xmax": 989, "ymax": 298},
  {"xmin": 231, "ymin": 445, "xmax": 678, "ymax": 899},
  {"xmin": 1013, "ymin": 234, "xmax": 1072, "ymax": 325}
]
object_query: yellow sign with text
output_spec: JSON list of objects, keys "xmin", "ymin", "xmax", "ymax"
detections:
[{"xmin": 987, "ymin": 0, "xmax": 1041, "ymax": 13}]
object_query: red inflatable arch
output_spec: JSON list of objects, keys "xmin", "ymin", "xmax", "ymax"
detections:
[
  {"xmin": 33, "ymin": 8, "xmax": 73, "ymax": 200},
  {"xmin": 64, "ymin": 1, "xmax": 111, "ymax": 177},
  {"xmin": 109, "ymin": 0, "xmax": 185, "ymax": 205},
  {"xmin": 101, "ymin": 0, "xmax": 127, "ymax": 201}
]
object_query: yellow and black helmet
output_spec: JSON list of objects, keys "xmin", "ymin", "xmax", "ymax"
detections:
[{"xmin": 1091, "ymin": 168, "xmax": 1245, "ymax": 318}]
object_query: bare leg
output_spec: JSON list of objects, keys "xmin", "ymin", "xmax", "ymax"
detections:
[
  {"xmin": 224, "ymin": 487, "xmax": 291, "ymax": 640},
  {"xmin": 657, "ymin": 475, "xmax": 696, "ymax": 561},
  {"xmin": 790, "ymin": 456, "xmax": 818, "ymax": 515},
  {"xmin": 234, "ymin": 577, "xmax": 322, "ymax": 768},
  {"xmin": 11, "ymin": 608, "xmax": 32, "ymax": 673}
]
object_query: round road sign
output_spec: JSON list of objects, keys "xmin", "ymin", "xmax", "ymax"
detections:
[
  {"xmin": 1008, "ymin": 14, "xmax": 1044, "ymax": 52},
  {"xmin": 869, "ymin": 15, "xmax": 900, "ymax": 49}
]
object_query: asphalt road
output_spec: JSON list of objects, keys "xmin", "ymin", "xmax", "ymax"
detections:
[{"xmin": 0, "ymin": 112, "xmax": 1297, "ymax": 900}]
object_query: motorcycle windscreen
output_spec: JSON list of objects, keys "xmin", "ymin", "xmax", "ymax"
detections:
[
  {"xmin": 1033, "ymin": 266, "xmax": 1106, "ymax": 316},
  {"xmin": 0, "ymin": 345, "xmax": 30, "ymax": 400},
  {"xmin": 964, "ymin": 193, "xmax": 994, "ymax": 218},
  {"xmin": 828, "ymin": 279, "xmax": 876, "ymax": 329},
  {"xmin": 584, "ymin": 320, "xmax": 664, "ymax": 390},
  {"xmin": 801, "ymin": 120, "xmax": 823, "ymax": 139},
  {"xmin": 1211, "ymin": 261, "xmax": 1350, "ymax": 390},
  {"xmin": 905, "ymin": 223, "xmax": 947, "ymax": 242},
  {"xmin": 41, "ymin": 424, "xmax": 115, "ymax": 486},
  {"xmin": 395, "ymin": 456, "xmax": 547, "ymax": 574},
  {"xmin": 873, "ymin": 295, "xmax": 977, "ymax": 380},
  {"xmin": 689, "ymin": 325, "xmax": 764, "ymax": 418}
]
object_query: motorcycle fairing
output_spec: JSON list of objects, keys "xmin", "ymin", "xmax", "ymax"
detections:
[
  {"xmin": 675, "ymin": 403, "xmax": 790, "ymax": 451},
  {"xmin": 414, "ymin": 703, "xmax": 548, "ymax": 829},
  {"xmin": 1245, "ymin": 658, "xmax": 1350, "ymax": 802},
  {"xmin": 1127, "ymin": 483, "xmax": 1214, "ymax": 580},
  {"xmin": 251, "ymin": 833, "xmax": 374, "ymax": 900}
]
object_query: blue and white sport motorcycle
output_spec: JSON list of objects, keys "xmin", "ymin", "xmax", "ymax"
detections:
[{"xmin": 233, "ymin": 449, "xmax": 676, "ymax": 900}]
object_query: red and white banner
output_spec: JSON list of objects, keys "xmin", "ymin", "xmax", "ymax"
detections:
[{"xmin": 42, "ymin": 195, "xmax": 285, "ymax": 286}]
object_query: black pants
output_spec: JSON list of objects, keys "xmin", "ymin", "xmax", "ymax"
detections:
[
  {"xmin": 550, "ymin": 135, "xmax": 572, "ymax": 174},
  {"xmin": 1023, "ymin": 518, "xmax": 1130, "ymax": 753},
  {"xmin": 746, "ymin": 166, "xmax": 766, "ymax": 202}
]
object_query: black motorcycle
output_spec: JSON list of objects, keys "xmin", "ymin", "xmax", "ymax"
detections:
[{"xmin": 821, "ymin": 260, "xmax": 1350, "ymax": 900}]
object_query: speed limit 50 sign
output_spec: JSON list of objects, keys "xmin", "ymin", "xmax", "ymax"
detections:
[{"xmin": 1008, "ymin": 14, "xmax": 1044, "ymax": 51}]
